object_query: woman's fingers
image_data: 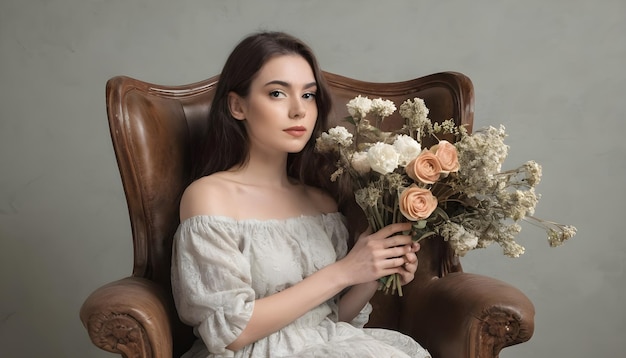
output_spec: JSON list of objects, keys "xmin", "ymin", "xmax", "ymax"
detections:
[
  {"xmin": 382, "ymin": 235, "xmax": 412, "ymax": 248},
  {"xmin": 382, "ymin": 238, "xmax": 420, "ymax": 257},
  {"xmin": 403, "ymin": 254, "xmax": 418, "ymax": 271},
  {"xmin": 393, "ymin": 252, "xmax": 417, "ymax": 285},
  {"xmin": 383, "ymin": 245, "xmax": 412, "ymax": 259},
  {"xmin": 380, "ymin": 256, "xmax": 407, "ymax": 270},
  {"xmin": 376, "ymin": 222, "xmax": 412, "ymax": 239}
]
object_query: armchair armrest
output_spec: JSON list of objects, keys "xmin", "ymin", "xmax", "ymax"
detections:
[
  {"xmin": 400, "ymin": 272, "xmax": 535, "ymax": 358},
  {"xmin": 79, "ymin": 277, "xmax": 174, "ymax": 358}
]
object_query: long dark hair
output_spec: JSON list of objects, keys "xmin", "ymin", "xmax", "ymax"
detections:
[{"xmin": 192, "ymin": 31, "xmax": 332, "ymax": 186}]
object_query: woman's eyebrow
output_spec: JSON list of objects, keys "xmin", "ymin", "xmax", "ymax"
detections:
[{"xmin": 264, "ymin": 80, "xmax": 317, "ymax": 89}]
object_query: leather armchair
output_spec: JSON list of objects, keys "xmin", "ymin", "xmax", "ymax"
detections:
[{"xmin": 80, "ymin": 71, "xmax": 534, "ymax": 358}]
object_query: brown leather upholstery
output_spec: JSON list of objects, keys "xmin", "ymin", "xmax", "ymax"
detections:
[{"xmin": 80, "ymin": 72, "xmax": 535, "ymax": 358}]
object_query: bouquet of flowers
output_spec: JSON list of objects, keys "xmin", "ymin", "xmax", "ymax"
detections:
[{"xmin": 315, "ymin": 95, "xmax": 577, "ymax": 296}]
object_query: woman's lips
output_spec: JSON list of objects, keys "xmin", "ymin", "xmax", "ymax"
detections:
[{"xmin": 284, "ymin": 126, "xmax": 307, "ymax": 137}]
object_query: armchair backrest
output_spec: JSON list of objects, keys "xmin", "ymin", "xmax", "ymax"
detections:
[{"xmin": 105, "ymin": 71, "xmax": 474, "ymax": 354}]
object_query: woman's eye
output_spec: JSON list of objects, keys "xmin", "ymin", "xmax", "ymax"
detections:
[
  {"xmin": 303, "ymin": 92, "xmax": 317, "ymax": 100},
  {"xmin": 269, "ymin": 90, "xmax": 285, "ymax": 98}
]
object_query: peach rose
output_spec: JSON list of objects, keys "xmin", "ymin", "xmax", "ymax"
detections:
[
  {"xmin": 405, "ymin": 150, "xmax": 442, "ymax": 184},
  {"xmin": 431, "ymin": 140, "xmax": 460, "ymax": 173},
  {"xmin": 398, "ymin": 184, "xmax": 438, "ymax": 221}
]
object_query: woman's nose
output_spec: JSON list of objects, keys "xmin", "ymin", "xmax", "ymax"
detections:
[{"xmin": 289, "ymin": 98, "xmax": 306, "ymax": 119}]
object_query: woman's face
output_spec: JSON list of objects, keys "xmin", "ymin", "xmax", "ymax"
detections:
[{"xmin": 229, "ymin": 54, "xmax": 318, "ymax": 157}]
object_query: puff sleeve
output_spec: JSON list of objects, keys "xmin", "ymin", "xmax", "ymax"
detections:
[{"xmin": 171, "ymin": 216, "xmax": 255, "ymax": 356}]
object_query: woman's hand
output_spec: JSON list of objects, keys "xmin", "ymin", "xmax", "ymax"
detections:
[
  {"xmin": 397, "ymin": 241, "xmax": 420, "ymax": 286},
  {"xmin": 338, "ymin": 222, "xmax": 420, "ymax": 286}
]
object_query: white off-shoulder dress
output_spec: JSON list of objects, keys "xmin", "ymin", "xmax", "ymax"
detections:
[{"xmin": 171, "ymin": 213, "xmax": 431, "ymax": 358}]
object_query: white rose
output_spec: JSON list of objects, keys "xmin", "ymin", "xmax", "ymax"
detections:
[
  {"xmin": 351, "ymin": 151, "xmax": 371, "ymax": 175},
  {"xmin": 393, "ymin": 134, "xmax": 421, "ymax": 166},
  {"xmin": 367, "ymin": 142, "xmax": 399, "ymax": 175}
]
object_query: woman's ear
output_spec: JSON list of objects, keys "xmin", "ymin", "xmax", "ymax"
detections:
[{"xmin": 228, "ymin": 92, "xmax": 246, "ymax": 120}]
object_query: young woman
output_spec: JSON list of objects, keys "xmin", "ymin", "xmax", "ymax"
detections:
[{"xmin": 171, "ymin": 31, "xmax": 431, "ymax": 358}]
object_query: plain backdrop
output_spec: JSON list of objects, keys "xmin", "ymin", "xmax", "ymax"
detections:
[{"xmin": 1, "ymin": 0, "xmax": 624, "ymax": 357}]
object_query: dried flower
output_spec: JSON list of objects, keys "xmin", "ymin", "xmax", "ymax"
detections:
[
  {"xmin": 355, "ymin": 186, "xmax": 382, "ymax": 210},
  {"xmin": 548, "ymin": 225, "xmax": 577, "ymax": 247},
  {"xmin": 501, "ymin": 239, "xmax": 526, "ymax": 258},
  {"xmin": 399, "ymin": 97, "xmax": 432, "ymax": 138},
  {"xmin": 455, "ymin": 125, "xmax": 509, "ymax": 196},
  {"xmin": 525, "ymin": 216, "xmax": 577, "ymax": 248},
  {"xmin": 522, "ymin": 160, "xmax": 542, "ymax": 187},
  {"xmin": 436, "ymin": 221, "xmax": 479, "ymax": 257},
  {"xmin": 433, "ymin": 119, "xmax": 458, "ymax": 135}
]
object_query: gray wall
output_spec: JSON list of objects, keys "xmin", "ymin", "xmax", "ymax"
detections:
[{"xmin": 1, "ymin": 0, "xmax": 624, "ymax": 357}]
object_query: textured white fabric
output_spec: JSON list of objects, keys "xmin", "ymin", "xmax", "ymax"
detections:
[{"xmin": 171, "ymin": 213, "xmax": 430, "ymax": 358}]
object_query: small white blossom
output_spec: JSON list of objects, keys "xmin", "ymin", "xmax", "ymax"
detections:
[
  {"xmin": 524, "ymin": 216, "xmax": 577, "ymax": 248},
  {"xmin": 523, "ymin": 160, "xmax": 542, "ymax": 187},
  {"xmin": 493, "ymin": 188, "xmax": 539, "ymax": 221},
  {"xmin": 367, "ymin": 142, "xmax": 399, "ymax": 175},
  {"xmin": 455, "ymin": 125, "xmax": 509, "ymax": 196},
  {"xmin": 316, "ymin": 126, "xmax": 353, "ymax": 153},
  {"xmin": 433, "ymin": 119, "xmax": 458, "ymax": 135},
  {"xmin": 399, "ymin": 98, "xmax": 429, "ymax": 120},
  {"xmin": 346, "ymin": 95, "xmax": 372, "ymax": 120},
  {"xmin": 330, "ymin": 167, "xmax": 344, "ymax": 182},
  {"xmin": 315, "ymin": 135, "xmax": 334, "ymax": 153},
  {"xmin": 386, "ymin": 173, "xmax": 406, "ymax": 190},
  {"xmin": 351, "ymin": 151, "xmax": 371, "ymax": 175},
  {"xmin": 393, "ymin": 135, "xmax": 421, "ymax": 166},
  {"xmin": 355, "ymin": 186, "xmax": 381, "ymax": 209},
  {"xmin": 370, "ymin": 98, "xmax": 397, "ymax": 119},
  {"xmin": 328, "ymin": 126, "xmax": 353, "ymax": 146},
  {"xmin": 548, "ymin": 225, "xmax": 577, "ymax": 247},
  {"xmin": 501, "ymin": 239, "xmax": 526, "ymax": 258},
  {"xmin": 399, "ymin": 97, "xmax": 433, "ymax": 138}
]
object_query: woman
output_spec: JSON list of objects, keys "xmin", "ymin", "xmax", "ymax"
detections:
[{"xmin": 171, "ymin": 31, "xmax": 431, "ymax": 358}]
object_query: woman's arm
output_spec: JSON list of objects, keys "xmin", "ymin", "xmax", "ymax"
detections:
[{"xmin": 337, "ymin": 281, "xmax": 379, "ymax": 323}]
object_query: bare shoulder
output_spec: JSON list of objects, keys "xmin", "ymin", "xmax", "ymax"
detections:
[
  {"xmin": 302, "ymin": 184, "xmax": 338, "ymax": 214},
  {"xmin": 179, "ymin": 174, "xmax": 235, "ymax": 221}
]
